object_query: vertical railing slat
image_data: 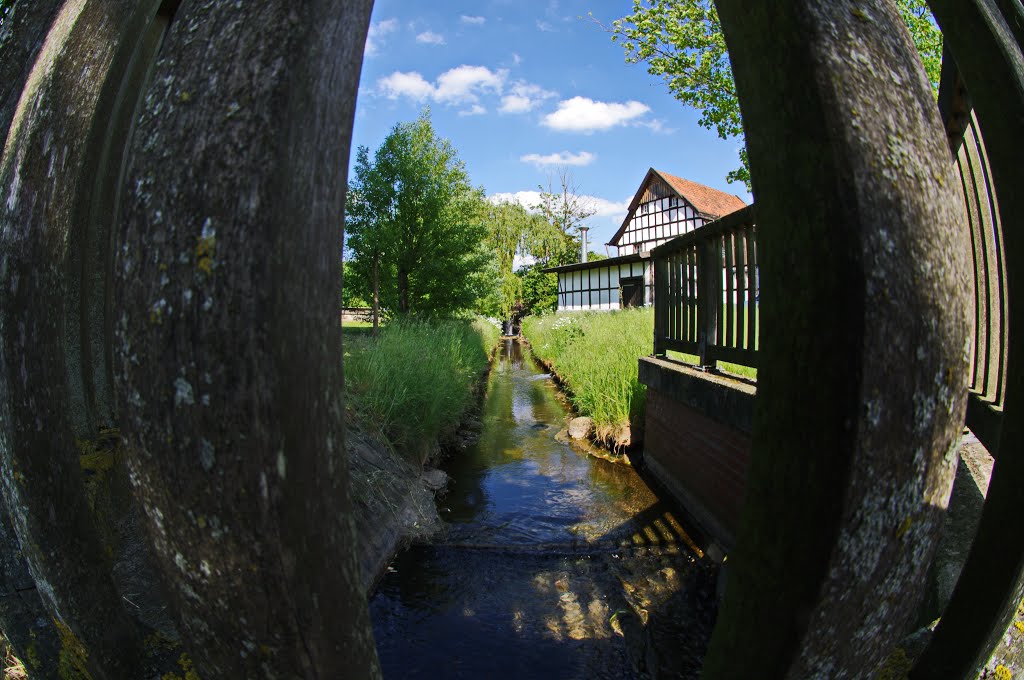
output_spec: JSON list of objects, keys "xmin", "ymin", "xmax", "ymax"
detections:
[
  {"xmin": 748, "ymin": 227, "xmax": 759, "ymax": 354},
  {"xmin": 970, "ymin": 112, "xmax": 1007, "ymax": 406},
  {"xmin": 735, "ymin": 227, "xmax": 747, "ymax": 352},
  {"xmin": 672, "ymin": 253, "xmax": 680, "ymax": 345},
  {"xmin": 688, "ymin": 245, "xmax": 697, "ymax": 344},
  {"xmin": 724, "ymin": 231, "xmax": 734, "ymax": 350},
  {"xmin": 654, "ymin": 255, "xmax": 666, "ymax": 354},
  {"xmin": 961, "ymin": 120, "xmax": 989, "ymax": 395}
]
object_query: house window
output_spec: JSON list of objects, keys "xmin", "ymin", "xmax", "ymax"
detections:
[{"xmin": 620, "ymin": 276, "xmax": 644, "ymax": 308}]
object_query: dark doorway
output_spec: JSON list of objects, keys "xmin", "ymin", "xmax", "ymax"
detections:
[{"xmin": 620, "ymin": 276, "xmax": 644, "ymax": 308}]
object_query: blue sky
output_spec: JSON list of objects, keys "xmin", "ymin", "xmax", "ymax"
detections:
[{"xmin": 350, "ymin": 0, "xmax": 753, "ymax": 250}]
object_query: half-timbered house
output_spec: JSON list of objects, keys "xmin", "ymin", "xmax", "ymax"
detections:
[{"xmin": 545, "ymin": 168, "xmax": 746, "ymax": 312}]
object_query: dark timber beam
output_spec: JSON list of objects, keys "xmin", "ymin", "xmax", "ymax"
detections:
[
  {"xmin": 0, "ymin": 1, "xmax": 178, "ymax": 676},
  {"xmin": 704, "ymin": 1, "xmax": 971, "ymax": 677},
  {"xmin": 0, "ymin": 2, "xmax": 70, "ymax": 675},
  {"xmin": 911, "ymin": 0, "xmax": 1024, "ymax": 676},
  {"xmin": 115, "ymin": 0, "xmax": 382, "ymax": 676}
]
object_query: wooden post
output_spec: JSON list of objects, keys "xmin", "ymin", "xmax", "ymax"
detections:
[
  {"xmin": 703, "ymin": 0, "xmax": 971, "ymax": 676},
  {"xmin": 0, "ymin": 2, "xmax": 73, "ymax": 674},
  {"xmin": 698, "ymin": 238, "xmax": 721, "ymax": 369},
  {"xmin": 654, "ymin": 255, "xmax": 667, "ymax": 356},
  {"xmin": 373, "ymin": 252, "xmax": 381, "ymax": 338},
  {"xmin": 115, "ymin": 1, "xmax": 382, "ymax": 676},
  {"xmin": 0, "ymin": 1, "xmax": 181, "ymax": 676}
]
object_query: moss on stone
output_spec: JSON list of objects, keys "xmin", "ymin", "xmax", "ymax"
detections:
[
  {"xmin": 874, "ymin": 646, "xmax": 911, "ymax": 680},
  {"xmin": 144, "ymin": 631, "xmax": 179, "ymax": 656},
  {"xmin": 55, "ymin": 619, "xmax": 92, "ymax": 680},
  {"xmin": 162, "ymin": 652, "xmax": 201, "ymax": 680},
  {"xmin": 195, "ymin": 234, "xmax": 215, "ymax": 275},
  {"xmin": 25, "ymin": 637, "xmax": 40, "ymax": 669}
]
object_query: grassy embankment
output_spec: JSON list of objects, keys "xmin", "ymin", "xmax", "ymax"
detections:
[
  {"xmin": 343, "ymin": 317, "xmax": 500, "ymax": 463},
  {"xmin": 522, "ymin": 307, "xmax": 758, "ymax": 445},
  {"xmin": 522, "ymin": 308, "xmax": 653, "ymax": 445}
]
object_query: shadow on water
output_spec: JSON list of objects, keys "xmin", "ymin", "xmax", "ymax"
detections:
[{"xmin": 370, "ymin": 339, "xmax": 718, "ymax": 679}]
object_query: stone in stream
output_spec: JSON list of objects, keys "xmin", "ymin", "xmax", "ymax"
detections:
[
  {"xmin": 422, "ymin": 468, "xmax": 450, "ymax": 492},
  {"xmin": 568, "ymin": 416, "xmax": 594, "ymax": 440}
]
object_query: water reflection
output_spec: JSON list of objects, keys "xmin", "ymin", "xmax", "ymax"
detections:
[{"xmin": 370, "ymin": 340, "xmax": 716, "ymax": 679}]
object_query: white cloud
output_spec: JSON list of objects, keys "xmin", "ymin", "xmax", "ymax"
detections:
[
  {"xmin": 498, "ymin": 81, "xmax": 557, "ymax": 114},
  {"xmin": 488, "ymin": 191, "xmax": 628, "ymax": 219},
  {"xmin": 416, "ymin": 30, "xmax": 446, "ymax": 45},
  {"xmin": 378, "ymin": 71, "xmax": 435, "ymax": 100},
  {"xmin": 488, "ymin": 191, "xmax": 543, "ymax": 210},
  {"xmin": 520, "ymin": 151, "xmax": 596, "ymax": 167},
  {"xmin": 364, "ymin": 18, "xmax": 398, "ymax": 57},
  {"xmin": 585, "ymin": 196, "xmax": 630, "ymax": 217},
  {"xmin": 499, "ymin": 95, "xmax": 533, "ymax": 114},
  {"xmin": 637, "ymin": 118, "xmax": 675, "ymax": 134},
  {"xmin": 461, "ymin": 15, "xmax": 486, "ymax": 25},
  {"xmin": 536, "ymin": 20, "xmax": 555, "ymax": 32},
  {"xmin": 459, "ymin": 104, "xmax": 487, "ymax": 117},
  {"xmin": 376, "ymin": 65, "xmax": 507, "ymax": 106},
  {"xmin": 542, "ymin": 96, "xmax": 651, "ymax": 133},
  {"xmin": 434, "ymin": 65, "xmax": 507, "ymax": 103}
]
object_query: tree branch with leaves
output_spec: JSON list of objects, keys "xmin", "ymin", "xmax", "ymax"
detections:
[{"xmin": 595, "ymin": 0, "xmax": 943, "ymax": 191}]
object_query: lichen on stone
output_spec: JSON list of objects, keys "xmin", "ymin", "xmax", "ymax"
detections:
[{"xmin": 993, "ymin": 665, "xmax": 1012, "ymax": 680}]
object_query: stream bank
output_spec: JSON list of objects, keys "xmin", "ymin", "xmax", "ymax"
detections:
[
  {"xmin": 370, "ymin": 339, "xmax": 719, "ymax": 678},
  {"xmin": 521, "ymin": 336, "xmax": 639, "ymax": 460},
  {"xmin": 346, "ymin": 344, "xmax": 494, "ymax": 594}
]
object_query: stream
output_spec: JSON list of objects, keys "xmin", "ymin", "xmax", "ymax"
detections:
[{"xmin": 369, "ymin": 339, "xmax": 718, "ymax": 679}]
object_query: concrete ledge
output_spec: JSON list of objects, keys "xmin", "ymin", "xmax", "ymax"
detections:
[{"xmin": 638, "ymin": 356, "xmax": 757, "ymax": 434}]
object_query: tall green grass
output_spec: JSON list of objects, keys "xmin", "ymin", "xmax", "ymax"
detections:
[
  {"xmin": 344, "ymin": 317, "xmax": 500, "ymax": 462},
  {"xmin": 522, "ymin": 308, "xmax": 653, "ymax": 440}
]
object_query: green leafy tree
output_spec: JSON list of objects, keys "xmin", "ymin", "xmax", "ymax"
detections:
[
  {"xmin": 482, "ymin": 200, "xmax": 542, "ymax": 320},
  {"xmin": 340, "ymin": 260, "xmax": 369, "ymax": 308},
  {"xmin": 517, "ymin": 263, "xmax": 559, "ymax": 317},
  {"xmin": 599, "ymin": 0, "xmax": 943, "ymax": 190},
  {"xmin": 346, "ymin": 111, "xmax": 489, "ymax": 331}
]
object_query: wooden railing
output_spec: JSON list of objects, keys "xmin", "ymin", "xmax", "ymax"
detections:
[
  {"xmin": 651, "ymin": 109, "xmax": 1008, "ymax": 456},
  {"xmin": 954, "ymin": 110, "xmax": 1007, "ymax": 455},
  {"xmin": 652, "ymin": 204, "xmax": 758, "ymax": 371}
]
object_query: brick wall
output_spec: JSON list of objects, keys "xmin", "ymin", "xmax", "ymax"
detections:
[{"xmin": 639, "ymin": 357, "xmax": 755, "ymax": 549}]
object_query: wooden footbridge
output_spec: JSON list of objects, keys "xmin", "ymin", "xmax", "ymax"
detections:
[{"xmin": 0, "ymin": 1, "xmax": 1022, "ymax": 678}]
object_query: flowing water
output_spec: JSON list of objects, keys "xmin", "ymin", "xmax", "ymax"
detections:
[{"xmin": 370, "ymin": 339, "xmax": 718, "ymax": 679}]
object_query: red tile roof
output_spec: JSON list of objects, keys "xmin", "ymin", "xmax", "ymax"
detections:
[
  {"xmin": 608, "ymin": 168, "xmax": 747, "ymax": 246},
  {"xmin": 656, "ymin": 170, "xmax": 747, "ymax": 218}
]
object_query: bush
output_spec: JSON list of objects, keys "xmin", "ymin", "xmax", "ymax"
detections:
[
  {"xmin": 344, "ymin": 317, "xmax": 499, "ymax": 463},
  {"xmin": 522, "ymin": 308, "xmax": 652, "ymax": 441}
]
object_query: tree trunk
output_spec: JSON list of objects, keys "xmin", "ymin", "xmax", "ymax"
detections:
[
  {"xmin": 372, "ymin": 252, "xmax": 381, "ymax": 338},
  {"xmin": 398, "ymin": 267, "xmax": 410, "ymax": 314}
]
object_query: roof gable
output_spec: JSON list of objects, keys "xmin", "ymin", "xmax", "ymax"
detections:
[{"xmin": 608, "ymin": 168, "xmax": 746, "ymax": 246}]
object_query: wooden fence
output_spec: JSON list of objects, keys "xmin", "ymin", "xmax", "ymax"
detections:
[
  {"xmin": 652, "ymin": 204, "xmax": 758, "ymax": 370},
  {"xmin": 651, "ymin": 111, "xmax": 1006, "ymax": 457}
]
